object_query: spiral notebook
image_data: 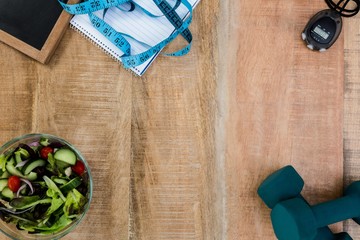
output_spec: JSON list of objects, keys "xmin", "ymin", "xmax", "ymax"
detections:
[{"xmin": 70, "ymin": 0, "xmax": 199, "ymax": 76}]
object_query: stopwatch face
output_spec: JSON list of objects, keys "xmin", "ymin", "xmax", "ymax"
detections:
[
  {"xmin": 310, "ymin": 17, "xmax": 336, "ymax": 44},
  {"xmin": 302, "ymin": 9, "xmax": 342, "ymax": 51}
]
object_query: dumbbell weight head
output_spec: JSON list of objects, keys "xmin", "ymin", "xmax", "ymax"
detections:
[
  {"xmin": 270, "ymin": 197, "xmax": 354, "ymax": 240},
  {"xmin": 258, "ymin": 165, "xmax": 304, "ymax": 208},
  {"xmin": 270, "ymin": 196, "xmax": 353, "ymax": 240},
  {"xmin": 316, "ymin": 228, "xmax": 352, "ymax": 240},
  {"xmin": 271, "ymin": 197, "xmax": 317, "ymax": 240},
  {"xmin": 333, "ymin": 232, "xmax": 353, "ymax": 240},
  {"xmin": 345, "ymin": 181, "xmax": 360, "ymax": 225},
  {"xmin": 258, "ymin": 165, "xmax": 354, "ymax": 239},
  {"xmin": 270, "ymin": 185, "xmax": 360, "ymax": 240}
]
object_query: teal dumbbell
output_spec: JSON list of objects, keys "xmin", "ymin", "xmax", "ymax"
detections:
[{"xmin": 258, "ymin": 165, "xmax": 352, "ymax": 240}]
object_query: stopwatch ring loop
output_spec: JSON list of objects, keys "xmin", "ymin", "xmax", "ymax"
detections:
[{"xmin": 325, "ymin": 0, "xmax": 360, "ymax": 17}]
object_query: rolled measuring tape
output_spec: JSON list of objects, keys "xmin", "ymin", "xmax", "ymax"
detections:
[{"xmin": 58, "ymin": 0, "xmax": 193, "ymax": 68}]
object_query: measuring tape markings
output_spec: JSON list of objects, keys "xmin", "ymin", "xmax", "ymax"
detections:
[
  {"xmin": 58, "ymin": 0, "xmax": 130, "ymax": 15},
  {"xmin": 155, "ymin": 0, "xmax": 192, "ymax": 43},
  {"xmin": 88, "ymin": 12, "xmax": 132, "ymax": 55},
  {"xmin": 94, "ymin": 0, "xmax": 193, "ymax": 66},
  {"xmin": 157, "ymin": 0, "xmax": 193, "ymax": 56},
  {"xmin": 131, "ymin": 0, "xmax": 182, "ymax": 18},
  {"xmin": 121, "ymin": 7, "xmax": 192, "ymax": 67},
  {"xmin": 59, "ymin": 0, "xmax": 194, "ymax": 68},
  {"xmin": 121, "ymin": 0, "xmax": 193, "ymax": 64}
]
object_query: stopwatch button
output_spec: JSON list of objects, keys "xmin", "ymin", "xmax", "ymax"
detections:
[
  {"xmin": 319, "ymin": 48, "xmax": 327, "ymax": 52},
  {"xmin": 307, "ymin": 44, "xmax": 314, "ymax": 50},
  {"xmin": 301, "ymin": 32, "xmax": 307, "ymax": 40}
]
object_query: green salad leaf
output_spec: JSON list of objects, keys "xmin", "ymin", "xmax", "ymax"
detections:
[
  {"xmin": 46, "ymin": 153, "xmax": 56, "ymax": 172},
  {"xmin": 19, "ymin": 214, "xmax": 72, "ymax": 233},
  {"xmin": 39, "ymin": 138, "xmax": 50, "ymax": 146},
  {"xmin": 10, "ymin": 196, "xmax": 52, "ymax": 210},
  {"xmin": 45, "ymin": 197, "xmax": 64, "ymax": 217},
  {"xmin": 15, "ymin": 148, "xmax": 30, "ymax": 159},
  {"xmin": 43, "ymin": 176, "xmax": 66, "ymax": 201},
  {"xmin": 63, "ymin": 189, "xmax": 86, "ymax": 218},
  {"xmin": 0, "ymin": 154, "xmax": 9, "ymax": 171},
  {"xmin": 40, "ymin": 214, "xmax": 72, "ymax": 233}
]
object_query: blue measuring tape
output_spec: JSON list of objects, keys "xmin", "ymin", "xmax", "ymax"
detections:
[{"xmin": 58, "ymin": 0, "xmax": 194, "ymax": 68}]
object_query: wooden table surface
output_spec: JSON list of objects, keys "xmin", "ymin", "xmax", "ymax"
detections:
[{"xmin": 0, "ymin": 0, "xmax": 359, "ymax": 239}]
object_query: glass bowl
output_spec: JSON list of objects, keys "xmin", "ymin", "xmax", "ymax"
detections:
[{"xmin": 0, "ymin": 133, "xmax": 92, "ymax": 240}]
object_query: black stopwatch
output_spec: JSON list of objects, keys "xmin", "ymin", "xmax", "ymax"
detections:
[
  {"xmin": 302, "ymin": 9, "xmax": 342, "ymax": 52},
  {"xmin": 302, "ymin": 0, "xmax": 360, "ymax": 51}
]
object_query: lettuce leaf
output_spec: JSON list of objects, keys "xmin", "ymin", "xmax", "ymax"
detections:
[
  {"xmin": 19, "ymin": 214, "xmax": 72, "ymax": 233},
  {"xmin": 63, "ymin": 189, "xmax": 86, "ymax": 218},
  {"xmin": 10, "ymin": 196, "xmax": 51, "ymax": 210},
  {"xmin": 43, "ymin": 176, "xmax": 66, "ymax": 201},
  {"xmin": 45, "ymin": 197, "xmax": 64, "ymax": 217}
]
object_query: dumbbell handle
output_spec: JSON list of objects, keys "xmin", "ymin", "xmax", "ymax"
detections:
[{"xmin": 312, "ymin": 194, "xmax": 360, "ymax": 228}]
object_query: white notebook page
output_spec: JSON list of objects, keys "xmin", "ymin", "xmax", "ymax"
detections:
[{"xmin": 70, "ymin": 0, "xmax": 199, "ymax": 76}]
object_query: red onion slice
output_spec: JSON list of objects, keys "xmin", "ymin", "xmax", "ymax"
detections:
[
  {"xmin": 28, "ymin": 141, "xmax": 40, "ymax": 147},
  {"xmin": 15, "ymin": 160, "xmax": 29, "ymax": 168},
  {"xmin": 16, "ymin": 184, "xmax": 27, "ymax": 198},
  {"xmin": 20, "ymin": 178, "xmax": 34, "ymax": 195}
]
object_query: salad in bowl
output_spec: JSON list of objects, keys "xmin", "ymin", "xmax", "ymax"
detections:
[{"xmin": 0, "ymin": 134, "xmax": 92, "ymax": 239}]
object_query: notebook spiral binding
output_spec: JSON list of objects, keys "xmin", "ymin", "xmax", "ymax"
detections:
[{"xmin": 70, "ymin": 21, "xmax": 142, "ymax": 76}]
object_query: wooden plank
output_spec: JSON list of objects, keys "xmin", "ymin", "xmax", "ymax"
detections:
[
  {"xmin": 0, "ymin": 42, "xmax": 36, "ymax": 141},
  {"xmin": 343, "ymin": 14, "xmax": 360, "ymax": 237},
  {"xmin": 0, "ymin": 28, "xmax": 132, "ymax": 239},
  {"xmin": 221, "ymin": 0, "xmax": 344, "ymax": 238},
  {"xmin": 38, "ymin": 30, "xmax": 133, "ymax": 240},
  {"xmin": 128, "ymin": 1, "xmax": 220, "ymax": 239}
]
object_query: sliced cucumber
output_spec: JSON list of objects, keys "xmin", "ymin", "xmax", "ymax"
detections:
[
  {"xmin": 64, "ymin": 167, "xmax": 72, "ymax": 177},
  {"xmin": 22, "ymin": 159, "xmax": 46, "ymax": 175},
  {"xmin": 7, "ymin": 156, "xmax": 15, "ymax": 166},
  {"xmin": 7, "ymin": 163, "xmax": 24, "ymax": 177},
  {"xmin": 14, "ymin": 152, "xmax": 22, "ymax": 164},
  {"xmin": 25, "ymin": 172, "xmax": 38, "ymax": 181},
  {"xmin": 0, "ymin": 168, "xmax": 9, "ymax": 179},
  {"xmin": 1, "ymin": 187, "xmax": 14, "ymax": 201},
  {"xmin": 0, "ymin": 179, "xmax": 8, "ymax": 192},
  {"xmin": 0, "ymin": 171, "xmax": 9, "ymax": 179},
  {"xmin": 52, "ymin": 177, "xmax": 68, "ymax": 185},
  {"xmin": 6, "ymin": 163, "xmax": 37, "ymax": 181},
  {"xmin": 20, "ymin": 186, "xmax": 28, "ymax": 195},
  {"xmin": 55, "ymin": 159, "xmax": 70, "ymax": 170},
  {"xmin": 59, "ymin": 177, "xmax": 82, "ymax": 194},
  {"xmin": 54, "ymin": 149, "xmax": 76, "ymax": 166}
]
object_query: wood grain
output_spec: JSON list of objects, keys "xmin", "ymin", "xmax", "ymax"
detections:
[
  {"xmin": 221, "ymin": 0, "xmax": 344, "ymax": 238},
  {"xmin": 0, "ymin": 0, "xmax": 356, "ymax": 239},
  {"xmin": 343, "ymin": 13, "xmax": 360, "ymax": 238},
  {"xmin": 0, "ymin": 28, "xmax": 132, "ymax": 239},
  {"xmin": 129, "ymin": 2, "xmax": 220, "ymax": 238},
  {"xmin": 36, "ymin": 30, "xmax": 132, "ymax": 240}
]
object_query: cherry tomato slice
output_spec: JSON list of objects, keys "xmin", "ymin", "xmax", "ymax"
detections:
[
  {"xmin": 40, "ymin": 146, "xmax": 53, "ymax": 159},
  {"xmin": 72, "ymin": 160, "xmax": 85, "ymax": 175},
  {"xmin": 8, "ymin": 176, "xmax": 21, "ymax": 192}
]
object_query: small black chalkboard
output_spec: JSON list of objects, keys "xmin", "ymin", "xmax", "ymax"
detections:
[{"xmin": 0, "ymin": 0, "xmax": 77, "ymax": 63}]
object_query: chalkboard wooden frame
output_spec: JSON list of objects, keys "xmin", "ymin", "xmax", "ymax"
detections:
[{"xmin": 0, "ymin": 0, "xmax": 79, "ymax": 64}]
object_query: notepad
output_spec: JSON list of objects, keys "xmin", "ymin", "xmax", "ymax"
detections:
[{"xmin": 70, "ymin": 0, "xmax": 199, "ymax": 76}]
